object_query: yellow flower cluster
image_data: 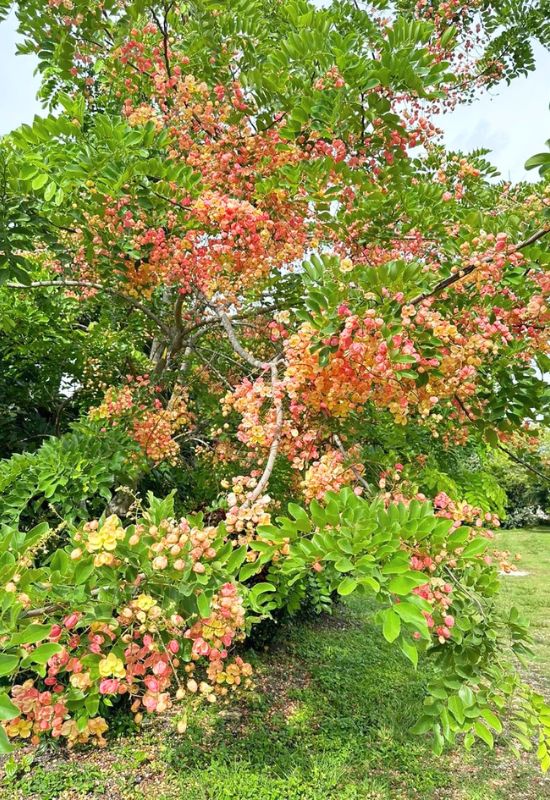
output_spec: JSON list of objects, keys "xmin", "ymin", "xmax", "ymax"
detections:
[
  {"xmin": 86, "ymin": 515, "xmax": 126, "ymax": 552},
  {"xmin": 98, "ymin": 652, "xmax": 126, "ymax": 679}
]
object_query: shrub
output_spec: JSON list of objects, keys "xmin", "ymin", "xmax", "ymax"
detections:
[{"xmin": 1, "ymin": 488, "xmax": 550, "ymax": 771}]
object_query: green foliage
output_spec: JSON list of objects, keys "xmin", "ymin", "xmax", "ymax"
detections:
[
  {"xmin": 525, "ymin": 137, "xmax": 550, "ymax": 178},
  {"xmin": 0, "ymin": 422, "xmax": 134, "ymax": 525},
  {"xmin": 0, "ymin": 0, "xmax": 548, "ymax": 776}
]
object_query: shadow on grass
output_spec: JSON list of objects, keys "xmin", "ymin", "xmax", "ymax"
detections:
[
  {"xmin": 7, "ymin": 596, "xmax": 547, "ymax": 800},
  {"xmin": 164, "ymin": 598, "xmax": 455, "ymax": 800}
]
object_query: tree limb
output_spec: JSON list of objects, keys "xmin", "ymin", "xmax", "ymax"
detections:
[
  {"xmin": 244, "ymin": 361, "xmax": 284, "ymax": 506},
  {"xmin": 333, "ymin": 434, "xmax": 371, "ymax": 492},
  {"xmin": 7, "ymin": 279, "xmax": 171, "ymax": 337},
  {"xmin": 410, "ymin": 226, "xmax": 550, "ymax": 306}
]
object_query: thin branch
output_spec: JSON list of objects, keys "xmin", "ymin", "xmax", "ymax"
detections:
[
  {"xmin": 498, "ymin": 444, "xmax": 550, "ymax": 485},
  {"xmin": 410, "ymin": 226, "xmax": 550, "ymax": 306},
  {"xmin": 244, "ymin": 361, "xmax": 284, "ymax": 506},
  {"xmin": 7, "ymin": 279, "xmax": 171, "ymax": 337},
  {"xmin": 206, "ymin": 301, "xmax": 270, "ymax": 370},
  {"xmin": 22, "ymin": 588, "xmax": 100, "ymax": 619},
  {"xmin": 151, "ymin": 7, "xmax": 172, "ymax": 79},
  {"xmin": 454, "ymin": 395, "xmax": 550, "ymax": 484},
  {"xmin": 201, "ymin": 296, "xmax": 284, "ymax": 503},
  {"xmin": 333, "ymin": 434, "xmax": 371, "ymax": 492},
  {"xmin": 443, "ymin": 567, "xmax": 486, "ymax": 618}
]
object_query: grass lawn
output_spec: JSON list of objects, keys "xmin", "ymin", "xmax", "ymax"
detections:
[
  {"xmin": 2, "ymin": 529, "xmax": 549, "ymax": 800},
  {"xmin": 497, "ymin": 528, "xmax": 550, "ymax": 681}
]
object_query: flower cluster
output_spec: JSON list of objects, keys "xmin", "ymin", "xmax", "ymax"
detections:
[
  {"xmin": 77, "ymin": 515, "xmax": 126, "ymax": 567},
  {"xmin": 301, "ymin": 448, "xmax": 364, "ymax": 503},
  {"xmin": 90, "ymin": 378, "xmax": 190, "ymax": 465},
  {"xmin": 223, "ymin": 475, "xmax": 272, "ymax": 544}
]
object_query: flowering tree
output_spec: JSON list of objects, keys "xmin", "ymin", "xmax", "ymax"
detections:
[{"xmin": 0, "ymin": 0, "xmax": 549, "ymax": 769}]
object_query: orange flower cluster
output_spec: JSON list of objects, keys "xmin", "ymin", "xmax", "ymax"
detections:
[
  {"xmin": 224, "ymin": 475, "xmax": 272, "ymax": 545},
  {"xmin": 302, "ymin": 448, "xmax": 364, "ymax": 503},
  {"xmin": 90, "ymin": 379, "xmax": 190, "ymax": 465}
]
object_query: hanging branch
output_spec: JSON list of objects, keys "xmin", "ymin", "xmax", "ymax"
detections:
[
  {"xmin": 245, "ymin": 360, "xmax": 284, "ymax": 506},
  {"xmin": 410, "ymin": 226, "xmax": 550, "ymax": 306},
  {"xmin": 333, "ymin": 434, "xmax": 371, "ymax": 492},
  {"xmin": 498, "ymin": 444, "xmax": 550, "ymax": 485},
  {"xmin": 204, "ymin": 297, "xmax": 284, "ymax": 503},
  {"xmin": 454, "ymin": 395, "xmax": 550, "ymax": 484}
]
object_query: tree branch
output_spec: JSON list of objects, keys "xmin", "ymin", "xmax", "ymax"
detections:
[
  {"xmin": 333, "ymin": 434, "xmax": 371, "ymax": 492},
  {"xmin": 453, "ymin": 395, "xmax": 550, "ymax": 484},
  {"xmin": 244, "ymin": 361, "xmax": 284, "ymax": 506},
  {"xmin": 206, "ymin": 301, "xmax": 271, "ymax": 370},
  {"xmin": 7, "ymin": 279, "xmax": 171, "ymax": 337},
  {"xmin": 498, "ymin": 444, "xmax": 550, "ymax": 485},
  {"xmin": 410, "ymin": 226, "xmax": 550, "ymax": 306}
]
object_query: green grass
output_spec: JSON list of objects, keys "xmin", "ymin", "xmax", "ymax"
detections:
[
  {"xmin": 2, "ymin": 528, "xmax": 549, "ymax": 800},
  {"xmin": 497, "ymin": 528, "xmax": 550, "ymax": 678}
]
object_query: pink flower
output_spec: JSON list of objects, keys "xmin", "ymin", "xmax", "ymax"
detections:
[
  {"xmin": 49, "ymin": 624, "xmax": 63, "ymax": 641},
  {"xmin": 143, "ymin": 693, "xmax": 158, "ymax": 712},
  {"xmin": 152, "ymin": 659, "xmax": 169, "ymax": 676},
  {"xmin": 192, "ymin": 638, "xmax": 210, "ymax": 657},
  {"xmin": 144, "ymin": 675, "xmax": 159, "ymax": 692},
  {"xmin": 99, "ymin": 678, "xmax": 120, "ymax": 695},
  {"xmin": 63, "ymin": 612, "xmax": 80, "ymax": 629}
]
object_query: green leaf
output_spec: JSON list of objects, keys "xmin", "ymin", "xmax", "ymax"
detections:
[
  {"xmin": 480, "ymin": 708, "xmax": 502, "ymax": 734},
  {"xmin": 249, "ymin": 583, "xmax": 276, "ymax": 605},
  {"xmin": 433, "ymin": 723, "xmax": 444, "ymax": 755},
  {"xmin": 525, "ymin": 152, "xmax": 550, "ymax": 170},
  {"xmin": 0, "ymin": 726, "xmax": 14, "ymax": 755},
  {"xmin": 31, "ymin": 173, "xmax": 49, "ymax": 190},
  {"xmin": 388, "ymin": 572, "xmax": 427, "ymax": 595},
  {"xmin": 461, "ymin": 538, "xmax": 488, "ymax": 558},
  {"xmin": 0, "ymin": 693, "xmax": 20, "ymax": 721},
  {"xmin": 474, "ymin": 721, "xmax": 494, "ymax": 748},
  {"xmin": 8, "ymin": 623, "xmax": 52, "ymax": 646},
  {"xmin": 381, "ymin": 556, "xmax": 410, "ymax": 574},
  {"xmin": 335, "ymin": 557, "xmax": 354, "ymax": 573},
  {"xmin": 448, "ymin": 695, "xmax": 465, "ymax": 725},
  {"xmin": 239, "ymin": 561, "xmax": 262, "ymax": 581},
  {"xmin": 74, "ymin": 558, "xmax": 95, "ymax": 585},
  {"xmin": 44, "ymin": 181, "xmax": 57, "ymax": 202},
  {"xmin": 382, "ymin": 608, "xmax": 401, "ymax": 643},
  {"xmin": 226, "ymin": 545, "xmax": 247, "ymax": 573},
  {"xmin": 197, "ymin": 592, "xmax": 211, "ymax": 619},
  {"xmin": 0, "ymin": 654, "xmax": 19, "ymax": 677},
  {"xmin": 337, "ymin": 576, "xmax": 358, "ymax": 596},
  {"xmin": 410, "ymin": 715, "xmax": 432, "ymax": 735},
  {"xmin": 288, "ymin": 503, "xmax": 312, "ymax": 532},
  {"xmin": 400, "ymin": 638, "xmax": 418, "ymax": 668},
  {"xmin": 394, "ymin": 601, "xmax": 427, "ymax": 628},
  {"xmin": 24, "ymin": 643, "xmax": 63, "ymax": 665}
]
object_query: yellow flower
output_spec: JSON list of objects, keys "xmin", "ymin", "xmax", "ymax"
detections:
[
  {"xmin": 6, "ymin": 718, "xmax": 33, "ymax": 738},
  {"xmin": 98, "ymin": 652, "xmax": 126, "ymax": 679},
  {"xmin": 339, "ymin": 257, "xmax": 354, "ymax": 273},
  {"xmin": 86, "ymin": 515, "xmax": 125, "ymax": 553},
  {"xmin": 135, "ymin": 594, "xmax": 156, "ymax": 612},
  {"xmin": 70, "ymin": 671, "xmax": 93, "ymax": 691},
  {"xmin": 88, "ymin": 717, "xmax": 109, "ymax": 736}
]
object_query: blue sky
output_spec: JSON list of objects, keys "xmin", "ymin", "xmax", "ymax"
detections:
[{"xmin": 1, "ymin": 9, "xmax": 549, "ymax": 181}]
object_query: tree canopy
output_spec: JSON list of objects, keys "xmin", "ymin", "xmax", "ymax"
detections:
[{"xmin": 0, "ymin": 0, "xmax": 549, "ymax": 770}]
